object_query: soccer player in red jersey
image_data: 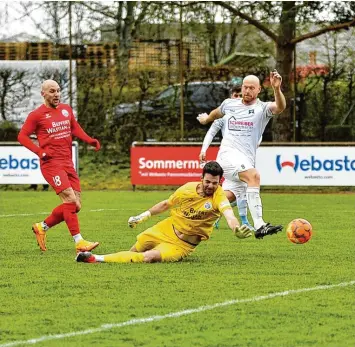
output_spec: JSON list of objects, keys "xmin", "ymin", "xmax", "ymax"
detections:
[{"xmin": 18, "ymin": 79, "xmax": 100, "ymax": 253}]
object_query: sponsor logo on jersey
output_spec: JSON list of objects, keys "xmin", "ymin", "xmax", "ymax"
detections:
[
  {"xmin": 182, "ymin": 207, "xmax": 208, "ymax": 220},
  {"xmin": 204, "ymin": 202, "xmax": 212, "ymax": 210},
  {"xmin": 45, "ymin": 113, "xmax": 51, "ymax": 118},
  {"xmin": 276, "ymin": 155, "xmax": 355, "ymax": 172},
  {"xmin": 228, "ymin": 116, "xmax": 254, "ymax": 131},
  {"xmin": 47, "ymin": 120, "xmax": 71, "ymax": 134},
  {"xmin": 62, "ymin": 109, "xmax": 69, "ymax": 117}
]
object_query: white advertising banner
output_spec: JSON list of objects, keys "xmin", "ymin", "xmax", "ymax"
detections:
[
  {"xmin": 256, "ymin": 146, "xmax": 355, "ymax": 186},
  {"xmin": 0, "ymin": 143, "xmax": 78, "ymax": 184}
]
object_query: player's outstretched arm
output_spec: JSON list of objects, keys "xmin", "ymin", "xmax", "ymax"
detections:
[
  {"xmin": 71, "ymin": 119, "xmax": 101, "ymax": 151},
  {"xmin": 269, "ymin": 70, "xmax": 286, "ymax": 115},
  {"xmin": 200, "ymin": 120, "xmax": 223, "ymax": 163},
  {"xmin": 196, "ymin": 108, "xmax": 223, "ymax": 125},
  {"xmin": 222, "ymin": 208, "xmax": 253, "ymax": 239},
  {"xmin": 128, "ymin": 199, "xmax": 170, "ymax": 228}
]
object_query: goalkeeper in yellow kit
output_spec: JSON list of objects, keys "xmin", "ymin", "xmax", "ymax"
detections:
[{"xmin": 76, "ymin": 161, "xmax": 253, "ymax": 264}]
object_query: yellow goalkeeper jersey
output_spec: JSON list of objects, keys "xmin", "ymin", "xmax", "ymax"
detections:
[{"xmin": 167, "ymin": 182, "xmax": 231, "ymax": 240}]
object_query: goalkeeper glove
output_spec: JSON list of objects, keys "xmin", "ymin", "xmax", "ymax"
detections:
[
  {"xmin": 128, "ymin": 211, "xmax": 151, "ymax": 228},
  {"xmin": 234, "ymin": 224, "xmax": 253, "ymax": 239}
]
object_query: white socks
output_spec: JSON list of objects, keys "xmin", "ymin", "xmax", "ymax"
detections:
[
  {"xmin": 246, "ymin": 187, "xmax": 265, "ymax": 230},
  {"xmin": 95, "ymin": 255, "xmax": 104, "ymax": 262},
  {"xmin": 41, "ymin": 222, "xmax": 49, "ymax": 231},
  {"xmin": 237, "ymin": 193, "xmax": 248, "ymax": 218},
  {"xmin": 73, "ymin": 234, "xmax": 83, "ymax": 243}
]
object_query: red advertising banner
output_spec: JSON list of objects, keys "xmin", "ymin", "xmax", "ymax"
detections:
[{"xmin": 131, "ymin": 146, "xmax": 219, "ymax": 185}]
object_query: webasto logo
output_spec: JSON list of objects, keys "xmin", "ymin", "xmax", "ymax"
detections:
[
  {"xmin": 0, "ymin": 155, "xmax": 39, "ymax": 170},
  {"xmin": 276, "ymin": 155, "xmax": 355, "ymax": 172}
]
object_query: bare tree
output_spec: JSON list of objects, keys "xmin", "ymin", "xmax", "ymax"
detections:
[
  {"xmin": 17, "ymin": 1, "xmax": 100, "ymax": 44},
  {"xmin": 0, "ymin": 68, "xmax": 34, "ymax": 121},
  {"xmin": 213, "ymin": 1, "xmax": 355, "ymax": 141},
  {"xmin": 19, "ymin": 2, "xmax": 69, "ymax": 44},
  {"xmin": 80, "ymin": 1, "xmax": 151, "ymax": 89},
  {"xmin": 37, "ymin": 66, "xmax": 71, "ymax": 104}
]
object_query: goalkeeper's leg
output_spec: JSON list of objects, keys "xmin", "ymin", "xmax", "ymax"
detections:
[
  {"xmin": 76, "ymin": 249, "xmax": 160, "ymax": 263},
  {"xmin": 76, "ymin": 238, "xmax": 194, "ymax": 264}
]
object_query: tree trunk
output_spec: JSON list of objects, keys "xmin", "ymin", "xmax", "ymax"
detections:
[
  {"xmin": 0, "ymin": 74, "xmax": 8, "ymax": 121},
  {"xmin": 116, "ymin": 2, "xmax": 135, "ymax": 80},
  {"xmin": 273, "ymin": 42, "xmax": 295, "ymax": 141},
  {"xmin": 272, "ymin": 1, "xmax": 296, "ymax": 142},
  {"xmin": 321, "ymin": 79, "xmax": 329, "ymax": 141}
]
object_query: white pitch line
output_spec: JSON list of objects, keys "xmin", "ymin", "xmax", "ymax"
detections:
[
  {"xmin": 0, "ymin": 209, "xmax": 121, "ymax": 218},
  {"xmin": 1, "ymin": 208, "xmax": 351, "ymax": 219},
  {"xmin": 0, "ymin": 212, "xmax": 51, "ymax": 218},
  {"xmin": 0, "ymin": 280, "xmax": 354, "ymax": 347}
]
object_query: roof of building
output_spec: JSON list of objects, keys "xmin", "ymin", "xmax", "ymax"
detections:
[{"xmin": 0, "ymin": 32, "xmax": 41, "ymax": 42}]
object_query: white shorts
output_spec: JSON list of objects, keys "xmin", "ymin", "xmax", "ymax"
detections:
[
  {"xmin": 216, "ymin": 148, "xmax": 254, "ymax": 182},
  {"xmin": 222, "ymin": 178, "xmax": 247, "ymax": 200}
]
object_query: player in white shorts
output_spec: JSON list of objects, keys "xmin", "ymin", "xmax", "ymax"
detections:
[
  {"xmin": 199, "ymin": 85, "xmax": 256, "ymax": 230},
  {"xmin": 197, "ymin": 70, "xmax": 286, "ymax": 239}
]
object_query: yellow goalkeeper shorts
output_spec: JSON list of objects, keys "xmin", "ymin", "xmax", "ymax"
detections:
[{"xmin": 134, "ymin": 218, "xmax": 196, "ymax": 262}]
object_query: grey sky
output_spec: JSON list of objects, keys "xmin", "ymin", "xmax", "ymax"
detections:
[
  {"xmin": 0, "ymin": 2, "xmax": 45, "ymax": 39},
  {"xmin": 0, "ymin": 1, "xmax": 344, "ymax": 41}
]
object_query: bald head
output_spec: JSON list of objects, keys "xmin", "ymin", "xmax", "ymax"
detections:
[
  {"xmin": 41, "ymin": 80, "xmax": 61, "ymax": 108},
  {"xmin": 242, "ymin": 75, "xmax": 261, "ymax": 105},
  {"xmin": 243, "ymin": 75, "xmax": 260, "ymax": 87},
  {"xmin": 41, "ymin": 79, "xmax": 59, "ymax": 92}
]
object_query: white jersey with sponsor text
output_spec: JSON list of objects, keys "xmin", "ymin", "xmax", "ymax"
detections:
[{"xmin": 219, "ymin": 98, "xmax": 273, "ymax": 161}]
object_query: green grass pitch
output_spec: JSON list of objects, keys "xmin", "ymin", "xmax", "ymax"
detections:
[{"xmin": 0, "ymin": 191, "xmax": 354, "ymax": 347}]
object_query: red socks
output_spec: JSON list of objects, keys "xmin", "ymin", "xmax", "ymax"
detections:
[
  {"xmin": 44, "ymin": 202, "xmax": 80, "ymax": 236},
  {"xmin": 62, "ymin": 202, "xmax": 80, "ymax": 236},
  {"xmin": 45, "ymin": 204, "xmax": 64, "ymax": 228}
]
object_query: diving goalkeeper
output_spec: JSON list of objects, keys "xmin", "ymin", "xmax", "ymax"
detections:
[{"xmin": 76, "ymin": 161, "xmax": 253, "ymax": 264}]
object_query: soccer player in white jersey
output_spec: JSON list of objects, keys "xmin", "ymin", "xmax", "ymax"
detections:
[
  {"xmin": 199, "ymin": 85, "xmax": 254, "ymax": 230},
  {"xmin": 197, "ymin": 70, "xmax": 286, "ymax": 239}
]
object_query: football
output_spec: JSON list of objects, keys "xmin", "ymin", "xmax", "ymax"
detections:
[{"xmin": 286, "ymin": 218, "xmax": 312, "ymax": 244}]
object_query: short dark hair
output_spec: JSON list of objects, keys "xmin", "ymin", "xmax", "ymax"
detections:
[
  {"xmin": 230, "ymin": 84, "xmax": 242, "ymax": 95},
  {"xmin": 202, "ymin": 161, "xmax": 224, "ymax": 179}
]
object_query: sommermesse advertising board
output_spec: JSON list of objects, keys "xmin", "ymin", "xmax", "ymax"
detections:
[
  {"xmin": 131, "ymin": 146, "xmax": 355, "ymax": 186},
  {"xmin": 0, "ymin": 143, "xmax": 78, "ymax": 184}
]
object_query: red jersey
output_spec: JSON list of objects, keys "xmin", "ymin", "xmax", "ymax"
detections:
[{"xmin": 21, "ymin": 103, "xmax": 76, "ymax": 164}]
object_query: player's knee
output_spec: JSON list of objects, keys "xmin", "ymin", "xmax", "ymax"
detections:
[
  {"xmin": 254, "ymin": 171, "xmax": 261, "ymax": 184},
  {"xmin": 143, "ymin": 250, "xmax": 162, "ymax": 263},
  {"xmin": 243, "ymin": 169, "xmax": 260, "ymax": 186},
  {"xmin": 60, "ymin": 188, "xmax": 77, "ymax": 203}
]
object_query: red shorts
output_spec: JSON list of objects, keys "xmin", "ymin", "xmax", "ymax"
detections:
[{"xmin": 41, "ymin": 162, "xmax": 81, "ymax": 194}]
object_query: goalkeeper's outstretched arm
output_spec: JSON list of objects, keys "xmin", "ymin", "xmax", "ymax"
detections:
[
  {"xmin": 128, "ymin": 200, "xmax": 170, "ymax": 228},
  {"xmin": 222, "ymin": 208, "xmax": 253, "ymax": 239}
]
